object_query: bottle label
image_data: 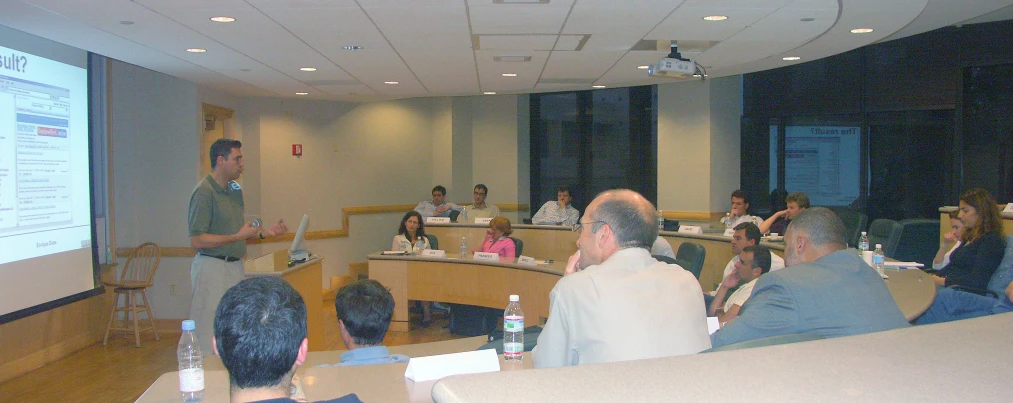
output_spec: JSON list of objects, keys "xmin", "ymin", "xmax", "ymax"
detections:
[
  {"xmin": 179, "ymin": 368, "xmax": 205, "ymax": 392},
  {"xmin": 873, "ymin": 255, "xmax": 885, "ymax": 265},
  {"xmin": 504, "ymin": 315, "xmax": 524, "ymax": 332},
  {"xmin": 504, "ymin": 342, "xmax": 524, "ymax": 355}
]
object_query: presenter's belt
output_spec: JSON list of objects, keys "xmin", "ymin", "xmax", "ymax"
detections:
[{"xmin": 201, "ymin": 253, "xmax": 242, "ymax": 262}]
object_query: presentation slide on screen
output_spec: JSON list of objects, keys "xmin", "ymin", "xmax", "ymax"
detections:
[
  {"xmin": 0, "ymin": 43, "xmax": 93, "ymax": 317},
  {"xmin": 782, "ymin": 126, "xmax": 861, "ymax": 206}
]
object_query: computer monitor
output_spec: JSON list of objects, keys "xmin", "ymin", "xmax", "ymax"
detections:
[{"xmin": 289, "ymin": 214, "xmax": 310, "ymax": 262}]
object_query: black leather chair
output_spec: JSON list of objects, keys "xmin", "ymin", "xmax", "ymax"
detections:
[
  {"xmin": 893, "ymin": 219, "xmax": 940, "ymax": 267},
  {"xmin": 676, "ymin": 242, "xmax": 706, "ymax": 279},
  {"xmin": 449, "ymin": 210, "xmax": 460, "ymax": 222},
  {"xmin": 830, "ymin": 207, "xmax": 868, "ymax": 248},
  {"xmin": 509, "ymin": 237, "xmax": 524, "ymax": 257},
  {"xmin": 867, "ymin": 219, "xmax": 902, "ymax": 258},
  {"xmin": 425, "ymin": 234, "xmax": 439, "ymax": 250},
  {"xmin": 522, "ymin": 218, "xmax": 533, "ymax": 224}
]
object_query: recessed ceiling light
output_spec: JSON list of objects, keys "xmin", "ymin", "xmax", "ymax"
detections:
[
  {"xmin": 501, "ymin": 73, "xmax": 517, "ymax": 77},
  {"xmin": 300, "ymin": 67, "xmax": 317, "ymax": 72},
  {"xmin": 240, "ymin": 68, "xmax": 251, "ymax": 72},
  {"xmin": 295, "ymin": 92, "xmax": 308, "ymax": 95},
  {"xmin": 484, "ymin": 91, "xmax": 496, "ymax": 95},
  {"xmin": 119, "ymin": 21, "xmax": 134, "ymax": 25},
  {"xmin": 782, "ymin": 56, "xmax": 801, "ymax": 61},
  {"xmin": 592, "ymin": 85, "xmax": 606, "ymax": 88},
  {"xmin": 702, "ymin": 15, "xmax": 728, "ymax": 21},
  {"xmin": 637, "ymin": 65, "xmax": 650, "ymax": 70},
  {"xmin": 800, "ymin": 17, "xmax": 815, "ymax": 22},
  {"xmin": 384, "ymin": 81, "xmax": 399, "ymax": 85},
  {"xmin": 343, "ymin": 45, "xmax": 363, "ymax": 50},
  {"xmin": 850, "ymin": 28, "xmax": 874, "ymax": 34},
  {"xmin": 210, "ymin": 16, "xmax": 236, "ymax": 23},
  {"xmin": 186, "ymin": 48, "xmax": 207, "ymax": 53}
]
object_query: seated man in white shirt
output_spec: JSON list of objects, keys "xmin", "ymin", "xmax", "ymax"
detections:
[
  {"xmin": 530, "ymin": 186, "xmax": 580, "ymax": 226},
  {"xmin": 723, "ymin": 222, "xmax": 785, "ymax": 279},
  {"xmin": 414, "ymin": 185, "xmax": 461, "ymax": 219},
  {"xmin": 708, "ymin": 245, "xmax": 772, "ymax": 325},
  {"xmin": 533, "ymin": 189, "xmax": 711, "ymax": 368},
  {"xmin": 720, "ymin": 190, "xmax": 763, "ymax": 229},
  {"xmin": 465, "ymin": 184, "xmax": 500, "ymax": 220}
]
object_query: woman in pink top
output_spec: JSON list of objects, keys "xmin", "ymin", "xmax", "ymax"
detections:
[{"xmin": 478, "ymin": 217, "xmax": 516, "ymax": 261}]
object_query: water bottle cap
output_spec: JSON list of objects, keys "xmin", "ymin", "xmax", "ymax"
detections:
[
  {"xmin": 876, "ymin": 244, "xmax": 882, "ymax": 248},
  {"xmin": 509, "ymin": 294, "xmax": 519, "ymax": 302},
  {"xmin": 182, "ymin": 319, "xmax": 195, "ymax": 331}
]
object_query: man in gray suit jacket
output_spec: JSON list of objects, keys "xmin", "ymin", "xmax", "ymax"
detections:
[{"xmin": 711, "ymin": 207, "xmax": 909, "ymax": 348}]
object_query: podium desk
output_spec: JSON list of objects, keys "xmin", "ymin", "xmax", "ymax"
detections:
[
  {"xmin": 368, "ymin": 253, "xmax": 564, "ymax": 332},
  {"xmin": 245, "ymin": 249, "xmax": 324, "ymax": 351}
]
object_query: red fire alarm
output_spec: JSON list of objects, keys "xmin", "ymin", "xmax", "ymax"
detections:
[{"xmin": 292, "ymin": 144, "xmax": 303, "ymax": 156}]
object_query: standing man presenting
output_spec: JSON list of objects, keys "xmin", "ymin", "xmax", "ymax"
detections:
[{"xmin": 189, "ymin": 138, "xmax": 287, "ymax": 354}]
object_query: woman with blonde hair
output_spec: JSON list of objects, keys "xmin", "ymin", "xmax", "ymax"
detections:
[
  {"xmin": 477, "ymin": 216, "xmax": 516, "ymax": 261},
  {"xmin": 930, "ymin": 188, "xmax": 1006, "ymax": 289}
]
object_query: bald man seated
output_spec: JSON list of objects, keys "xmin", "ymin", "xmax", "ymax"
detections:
[
  {"xmin": 711, "ymin": 207, "xmax": 909, "ymax": 348},
  {"xmin": 533, "ymin": 189, "xmax": 711, "ymax": 368}
]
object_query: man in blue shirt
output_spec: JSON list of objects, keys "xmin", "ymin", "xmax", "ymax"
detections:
[
  {"xmin": 414, "ymin": 185, "xmax": 461, "ymax": 218},
  {"xmin": 331, "ymin": 279, "xmax": 410, "ymax": 366}
]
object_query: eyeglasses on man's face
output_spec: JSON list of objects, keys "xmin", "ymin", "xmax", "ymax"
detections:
[{"xmin": 572, "ymin": 220, "xmax": 605, "ymax": 233}]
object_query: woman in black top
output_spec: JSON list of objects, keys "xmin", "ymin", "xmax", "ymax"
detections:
[{"xmin": 931, "ymin": 188, "xmax": 1007, "ymax": 290}]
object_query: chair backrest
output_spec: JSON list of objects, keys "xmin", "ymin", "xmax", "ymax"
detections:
[
  {"xmin": 702, "ymin": 333, "xmax": 825, "ymax": 353},
  {"xmin": 426, "ymin": 234, "xmax": 439, "ymax": 250},
  {"xmin": 676, "ymin": 242, "xmax": 706, "ymax": 279},
  {"xmin": 509, "ymin": 237, "xmax": 524, "ymax": 257},
  {"xmin": 653, "ymin": 254, "xmax": 678, "ymax": 265},
  {"xmin": 121, "ymin": 242, "xmax": 161, "ymax": 284},
  {"xmin": 893, "ymin": 219, "xmax": 941, "ymax": 267},
  {"xmin": 829, "ymin": 207, "xmax": 867, "ymax": 247},
  {"xmin": 449, "ymin": 210, "xmax": 460, "ymax": 222},
  {"xmin": 867, "ymin": 218, "xmax": 903, "ymax": 258},
  {"xmin": 522, "ymin": 218, "xmax": 533, "ymax": 224},
  {"xmin": 986, "ymin": 236, "xmax": 1013, "ymax": 297}
]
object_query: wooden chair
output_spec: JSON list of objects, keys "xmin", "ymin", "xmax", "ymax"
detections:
[{"xmin": 102, "ymin": 242, "xmax": 161, "ymax": 347}]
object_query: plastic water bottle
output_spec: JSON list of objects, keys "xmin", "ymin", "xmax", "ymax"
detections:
[
  {"xmin": 873, "ymin": 243, "xmax": 885, "ymax": 276},
  {"xmin": 858, "ymin": 231, "xmax": 869, "ymax": 254},
  {"xmin": 722, "ymin": 212, "xmax": 732, "ymax": 228},
  {"xmin": 413, "ymin": 236, "xmax": 424, "ymax": 255},
  {"xmin": 460, "ymin": 236, "xmax": 468, "ymax": 259},
  {"xmin": 460, "ymin": 206, "xmax": 467, "ymax": 223},
  {"xmin": 503, "ymin": 295, "xmax": 524, "ymax": 361},
  {"xmin": 657, "ymin": 210, "xmax": 665, "ymax": 230},
  {"xmin": 178, "ymin": 320, "xmax": 204, "ymax": 403}
]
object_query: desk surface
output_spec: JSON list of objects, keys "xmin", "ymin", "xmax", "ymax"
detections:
[
  {"xmin": 139, "ymin": 349, "xmax": 532, "ymax": 403},
  {"xmin": 433, "ymin": 312, "xmax": 1013, "ymax": 403}
]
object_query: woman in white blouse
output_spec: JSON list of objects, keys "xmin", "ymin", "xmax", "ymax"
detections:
[
  {"xmin": 932, "ymin": 210, "xmax": 965, "ymax": 270},
  {"xmin": 393, "ymin": 211, "xmax": 430, "ymax": 252},
  {"xmin": 392, "ymin": 211, "xmax": 433, "ymax": 326}
]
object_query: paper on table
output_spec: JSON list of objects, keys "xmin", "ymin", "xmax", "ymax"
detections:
[
  {"xmin": 404, "ymin": 349, "xmax": 500, "ymax": 382},
  {"xmin": 883, "ymin": 261, "xmax": 924, "ymax": 269},
  {"xmin": 707, "ymin": 317, "xmax": 720, "ymax": 335}
]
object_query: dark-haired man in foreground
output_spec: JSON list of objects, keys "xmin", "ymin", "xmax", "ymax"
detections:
[
  {"xmin": 214, "ymin": 276, "xmax": 360, "ymax": 403},
  {"xmin": 327, "ymin": 279, "xmax": 410, "ymax": 366}
]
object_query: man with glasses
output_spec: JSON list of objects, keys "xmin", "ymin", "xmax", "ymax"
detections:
[
  {"xmin": 465, "ymin": 184, "xmax": 500, "ymax": 220},
  {"xmin": 533, "ymin": 189, "xmax": 711, "ymax": 368}
]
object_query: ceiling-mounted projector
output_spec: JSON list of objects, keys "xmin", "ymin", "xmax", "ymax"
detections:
[{"xmin": 648, "ymin": 58, "xmax": 696, "ymax": 78}]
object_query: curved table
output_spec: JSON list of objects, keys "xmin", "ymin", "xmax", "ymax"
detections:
[
  {"xmin": 883, "ymin": 268, "xmax": 937, "ymax": 321},
  {"xmin": 368, "ymin": 253, "xmax": 564, "ymax": 332}
]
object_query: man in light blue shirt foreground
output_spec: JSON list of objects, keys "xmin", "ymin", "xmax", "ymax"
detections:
[{"xmin": 329, "ymin": 279, "xmax": 409, "ymax": 366}]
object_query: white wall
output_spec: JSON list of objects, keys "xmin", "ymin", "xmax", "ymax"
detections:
[
  {"xmin": 657, "ymin": 80, "xmax": 713, "ymax": 212},
  {"xmin": 110, "ymin": 59, "xmax": 199, "ymax": 320},
  {"xmin": 709, "ymin": 76, "xmax": 743, "ymax": 213}
]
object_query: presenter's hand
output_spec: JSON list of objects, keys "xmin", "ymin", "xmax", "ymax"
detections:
[
  {"xmin": 238, "ymin": 222, "xmax": 260, "ymax": 240},
  {"xmin": 264, "ymin": 219, "xmax": 288, "ymax": 238},
  {"xmin": 564, "ymin": 250, "xmax": 582, "ymax": 276}
]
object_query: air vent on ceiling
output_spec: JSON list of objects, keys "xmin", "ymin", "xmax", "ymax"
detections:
[
  {"xmin": 302, "ymin": 80, "xmax": 361, "ymax": 86},
  {"xmin": 494, "ymin": 55, "xmax": 533, "ymax": 62},
  {"xmin": 538, "ymin": 78, "xmax": 596, "ymax": 85}
]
